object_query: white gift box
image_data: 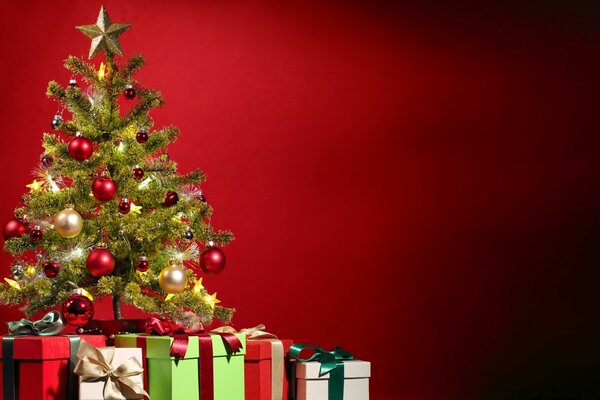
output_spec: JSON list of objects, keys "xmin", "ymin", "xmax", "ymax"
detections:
[
  {"xmin": 294, "ymin": 360, "xmax": 371, "ymax": 400},
  {"xmin": 79, "ymin": 346, "xmax": 145, "ymax": 400}
]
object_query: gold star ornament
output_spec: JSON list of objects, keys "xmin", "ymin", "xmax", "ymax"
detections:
[
  {"xmin": 76, "ymin": 6, "xmax": 131, "ymax": 59},
  {"xmin": 130, "ymin": 203, "xmax": 143, "ymax": 215},
  {"xmin": 26, "ymin": 180, "xmax": 44, "ymax": 193},
  {"xmin": 192, "ymin": 278, "xmax": 204, "ymax": 294},
  {"xmin": 204, "ymin": 292, "xmax": 221, "ymax": 309}
]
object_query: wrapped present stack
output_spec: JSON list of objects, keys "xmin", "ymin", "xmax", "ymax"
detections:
[{"xmin": 0, "ymin": 5, "xmax": 371, "ymax": 400}]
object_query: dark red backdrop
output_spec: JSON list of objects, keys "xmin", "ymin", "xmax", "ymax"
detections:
[{"xmin": 1, "ymin": 1, "xmax": 600, "ymax": 398}]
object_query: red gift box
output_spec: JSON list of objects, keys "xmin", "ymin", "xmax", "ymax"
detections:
[
  {"xmin": 245, "ymin": 339, "xmax": 293, "ymax": 400},
  {"xmin": 0, "ymin": 335, "xmax": 106, "ymax": 400}
]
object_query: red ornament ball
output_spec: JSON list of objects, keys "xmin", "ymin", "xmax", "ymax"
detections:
[
  {"xmin": 136, "ymin": 130, "xmax": 149, "ymax": 144},
  {"xmin": 136, "ymin": 256, "xmax": 149, "ymax": 272},
  {"xmin": 29, "ymin": 225, "xmax": 43, "ymax": 242},
  {"xmin": 86, "ymin": 246, "xmax": 115, "ymax": 277},
  {"xmin": 62, "ymin": 294, "xmax": 94, "ymax": 327},
  {"xmin": 199, "ymin": 246, "xmax": 226, "ymax": 274},
  {"xmin": 41, "ymin": 154, "xmax": 53, "ymax": 167},
  {"xmin": 68, "ymin": 134, "xmax": 94, "ymax": 161},
  {"xmin": 68, "ymin": 79, "xmax": 78, "ymax": 88},
  {"xmin": 124, "ymin": 85, "xmax": 136, "ymax": 100},
  {"xmin": 92, "ymin": 177, "xmax": 118, "ymax": 201},
  {"xmin": 3, "ymin": 218, "xmax": 28, "ymax": 240},
  {"xmin": 133, "ymin": 166, "xmax": 144, "ymax": 180},
  {"xmin": 42, "ymin": 261, "xmax": 60, "ymax": 278},
  {"xmin": 118, "ymin": 198, "xmax": 131, "ymax": 215},
  {"xmin": 164, "ymin": 191, "xmax": 179, "ymax": 207}
]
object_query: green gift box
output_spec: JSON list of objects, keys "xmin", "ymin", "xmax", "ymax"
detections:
[{"xmin": 115, "ymin": 333, "xmax": 246, "ymax": 400}]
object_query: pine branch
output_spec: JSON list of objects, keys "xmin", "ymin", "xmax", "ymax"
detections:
[
  {"xmin": 119, "ymin": 89, "xmax": 164, "ymax": 129},
  {"xmin": 46, "ymin": 81, "xmax": 66, "ymax": 101},
  {"xmin": 64, "ymin": 56, "xmax": 98, "ymax": 83},
  {"xmin": 214, "ymin": 306, "xmax": 235, "ymax": 323},
  {"xmin": 144, "ymin": 126, "xmax": 180, "ymax": 154},
  {"xmin": 125, "ymin": 55, "xmax": 146, "ymax": 75},
  {"xmin": 47, "ymin": 82, "xmax": 98, "ymax": 130},
  {"xmin": 174, "ymin": 169, "xmax": 206, "ymax": 186}
]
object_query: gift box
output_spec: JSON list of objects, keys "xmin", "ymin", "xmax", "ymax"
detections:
[
  {"xmin": 115, "ymin": 333, "xmax": 246, "ymax": 400},
  {"xmin": 245, "ymin": 339, "xmax": 293, "ymax": 400},
  {"xmin": 293, "ymin": 360, "xmax": 371, "ymax": 400},
  {"xmin": 76, "ymin": 343, "xmax": 147, "ymax": 400},
  {"xmin": 0, "ymin": 334, "xmax": 106, "ymax": 400}
]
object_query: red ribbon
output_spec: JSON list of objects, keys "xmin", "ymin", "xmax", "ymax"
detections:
[
  {"xmin": 144, "ymin": 317, "xmax": 243, "ymax": 400},
  {"xmin": 198, "ymin": 334, "xmax": 214, "ymax": 399},
  {"xmin": 145, "ymin": 317, "xmax": 204, "ymax": 359},
  {"xmin": 145, "ymin": 317, "xmax": 243, "ymax": 358}
]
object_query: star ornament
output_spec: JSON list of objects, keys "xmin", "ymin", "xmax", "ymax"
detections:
[
  {"xmin": 76, "ymin": 6, "xmax": 131, "ymax": 59},
  {"xmin": 130, "ymin": 203, "xmax": 143, "ymax": 215},
  {"xmin": 192, "ymin": 278, "xmax": 204, "ymax": 295},
  {"xmin": 26, "ymin": 180, "xmax": 44, "ymax": 192},
  {"xmin": 204, "ymin": 292, "xmax": 221, "ymax": 309}
]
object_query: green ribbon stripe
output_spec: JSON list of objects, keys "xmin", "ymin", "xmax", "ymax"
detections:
[{"xmin": 289, "ymin": 344, "xmax": 354, "ymax": 400}]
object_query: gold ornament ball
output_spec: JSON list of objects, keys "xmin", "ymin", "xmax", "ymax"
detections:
[
  {"xmin": 158, "ymin": 263, "xmax": 188, "ymax": 294},
  {"xmin": 54, "ymin": 206, "xmax": 83, "ymax": 238}
]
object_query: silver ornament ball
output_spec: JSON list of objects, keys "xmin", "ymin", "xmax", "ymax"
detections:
[
  {"xmin": 51, "ymin": 115, "xmax": 63, "ymax": 130},
  {"xmin": 11, "ymin": 264, "xmax": 24, "ymax": 279}
]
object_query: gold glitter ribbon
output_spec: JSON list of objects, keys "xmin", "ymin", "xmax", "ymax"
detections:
[
  {"xmin": 74, "ymin": 341, "xmax": 149, "ymax": 400},
  {"xmin": 212, "ymin": 325, "xmax": 285, "ymax": 400}
]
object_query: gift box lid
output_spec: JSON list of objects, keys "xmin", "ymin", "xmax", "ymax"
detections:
[
  {"xmin": 295, "ymin": 360, "xmax": 371, "ymax": 380},
  {"xmin": 245, "ymin": 339, "xmax": 293, "ymax": 361},
  {"xmin": 115, "ymin": 333, "xmax": 246, "ymax": 359},
  {"xmin": 0, "ymin": 335, "xmax": 106, "ymax": 360}
]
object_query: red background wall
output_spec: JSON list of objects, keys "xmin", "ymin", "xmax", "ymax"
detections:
[{"xmin": 1, "ymin": 1, "xmax": 599, "ymax": 398}]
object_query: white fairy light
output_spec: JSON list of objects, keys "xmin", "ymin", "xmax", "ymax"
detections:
[
  {"xmin": 166, "ymin": 242, "xmax": 200, "ymax": 263},
  {"xmin": 45, "ymin": 172, "xmax": 60, "ymax": 192},
  {"xmin": 180, "ymin": 185, "xmax": 204, "ymax": 201},
  {"xmin": 65, "ymin": 247, "xmax": 84, "ymax": 261},
  {"xmin": 58, "ymin": 240, "xmax": 94, "ymax": 262},
  {"xmin": 138, "ymin": 177, "xmax": 152, "ymax": 189}
]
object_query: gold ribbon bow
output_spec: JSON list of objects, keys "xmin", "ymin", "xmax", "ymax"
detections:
[
  {"xmin": 212, "ymin": 324, "xmax": 285, "ymax": 400},
  {"xmin": 74, "ymin": 341, "xmax": 149, "ymax": 400},
  {"xmin": 212, "ymin": 323, "xmax": 278, "ymax": 340}
]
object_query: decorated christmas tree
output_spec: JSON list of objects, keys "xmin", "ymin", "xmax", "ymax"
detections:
[{"xmin": 0, "ymin": 6, "xmax": 233, "ymax": 328}]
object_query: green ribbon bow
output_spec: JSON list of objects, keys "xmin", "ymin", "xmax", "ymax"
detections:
[
  {"xmin": 289, "ymin": 344, "xmax": 354, "ymax": 400},
  {"xmin": 7, "ymin": 310, "xmax": 65, "ymax": 336}
]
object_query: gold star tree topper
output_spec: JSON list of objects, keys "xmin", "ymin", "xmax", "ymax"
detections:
[{"xmin": 76, "ymin": 6, "xmax": 131, "ymax": 59}]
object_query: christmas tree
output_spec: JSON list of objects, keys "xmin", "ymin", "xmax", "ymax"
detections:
[{"xmin": 0, "ymin": 6, "xmax": 233, "ymax": 327}]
